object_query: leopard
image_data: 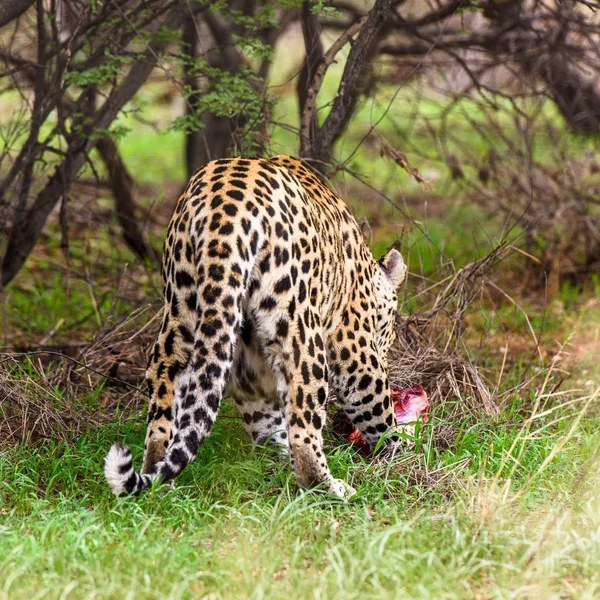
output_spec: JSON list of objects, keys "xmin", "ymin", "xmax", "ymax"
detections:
[{"xmin": 104, "ymin": 155, "xmax": 407, "ymax": 499}]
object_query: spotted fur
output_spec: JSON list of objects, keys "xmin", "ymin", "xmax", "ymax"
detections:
[{"xmin": 104, "ymin": 155, "xmax": 407, "ymax": 498}]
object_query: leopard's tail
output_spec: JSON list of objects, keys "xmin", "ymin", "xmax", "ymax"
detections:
[
  {"xmin": 104, "ymin": 202, "xmax": 267, "ymax": 496},
  {"xmin": 104, "ymin": 443, "xmax": 150, "ymax": 496}
]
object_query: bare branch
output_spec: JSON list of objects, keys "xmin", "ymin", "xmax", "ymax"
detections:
[
  {"xmin": 298, "ymin": 1, "xmax": 325, "ymax": 155},
  {"xmin": 303, "ymin": 0, "xmax": 396, "ymax": 168},
  {"xmin": 96, "ymin": 136, "xmax": 156, "ymax": 264},
  {"xmin": 299, "ymin": 16, "xmax": 368, "ymax": 158},
  {"xmin": 410, "ymin": 0, "xmax": 465, "ymax": 26}
]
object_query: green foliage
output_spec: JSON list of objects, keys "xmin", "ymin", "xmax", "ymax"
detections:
[
  {"xmin": 456, "ymin": 0, "xmax": 485, "ymax": 14},
  {"xmin": 171, "ymin": 58, "xmax": 272, "ymax": 155},
  {"xmin": 232, "ymin": 34, "xmax": 274, "ymax": 61},
  {"xmin": 88, "ymin": 0, "xmax": 103, "ymax": 12},
  {"xmin": 206, "ymin": 0, "xmax": 301, "ymax": 30},
  {"xmin": 174, "ymin": 64, "xmax": 263, "ymax": 126},
  {"xmin": 66, "ymin": 51, "xmax": 132, "ymax": 87},
  {"xmin": 308, "ymin": 0, "xmax": 342, "ymax": 18},
  {"xmin": 50, "ymin": 0, "xmax": 308, "ymax": 161}
]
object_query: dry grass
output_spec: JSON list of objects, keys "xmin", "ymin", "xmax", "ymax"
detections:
[
  {"xmin": 389, "ymin": 245, "xmax": 514, "ymax": 418},
  {"xmin": 53, "ymin": 302, "xmax": 161, "ymax": 404},
  {"xmin": 0, "ymin": 303, "xmax": 160, "ymax": 446},
  {"xmin": 0, "ymin": 356, "xmax": 96, "ymax": 448}
]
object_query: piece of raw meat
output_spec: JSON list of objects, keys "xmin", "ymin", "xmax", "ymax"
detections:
[{"xmin": 333, "ymin": 385, "xmax": 429, "ymax": 455}]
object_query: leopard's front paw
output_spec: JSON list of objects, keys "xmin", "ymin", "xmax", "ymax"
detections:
[
  {"xmin": 329, "ymin": 478, "xmax": 356, "ymax": 500},
  {"xmin": 375, "ymin": 436, "xmax": 402, "ymax": 460}
]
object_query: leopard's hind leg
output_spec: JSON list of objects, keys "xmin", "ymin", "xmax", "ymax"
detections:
[
  {"xmin": 141, "ymin": 223, "xmax": 197, "ymax": 473},
  {"xmin": 228, "ymin": 318, "xmax": 289, "ymax": 453},
  {"xmin": 142, "ymin": 308, "xmax": 194, "ymax": 473},
  {"xmin": 233, "ymin": 393, "xmax": 289, "ymax": 451}
]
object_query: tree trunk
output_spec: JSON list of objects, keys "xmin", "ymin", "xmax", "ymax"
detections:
[
  {"xmin": 0, "ymin": 0, "xmax": 35, "ymax": 29},
  {"xmin": 182, "ymin": 18, "xmax": 205, "ymax": 177},
  {"xmin": 301, "ymin": 0, "xmax": 395, "ymax": 171},
  {"xmin": 484, "ymin": 0, "xmax": 600, "ymax": 134},
  {"xmin": 298, "ymin": 1, "xmax": 324, "ymax": 155},
  {"xmin": 536, "ymin": 56, "xmax": 600, "ymax": 134},
  {"xmin": 96, "ymin": 137, "xmax": 155, "ymax": 263}
]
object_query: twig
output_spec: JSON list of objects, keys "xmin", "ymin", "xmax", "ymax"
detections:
[{"xmin": 0, "ymin": 351, "xmax": 145, "ymax": 393}]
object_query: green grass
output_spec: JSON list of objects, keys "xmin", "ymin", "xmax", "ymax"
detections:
[
  {"xmin": 1, "ymin": 198, "xmax": 162, "ymax": 343},
  {"xmin": 1, "ymin": 383, "xmax": 599, "ymax": 599}
]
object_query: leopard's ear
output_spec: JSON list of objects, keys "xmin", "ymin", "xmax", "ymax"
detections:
[{"xmin": 380, "ymin": 249, "xmax": 407, "ymax": 287}]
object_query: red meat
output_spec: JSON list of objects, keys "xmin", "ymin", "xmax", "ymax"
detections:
[{"xmin": 333, "ymin": 385, "xmax": 429, "ymax": 455}]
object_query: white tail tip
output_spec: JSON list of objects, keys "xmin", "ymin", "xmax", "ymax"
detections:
[{"xmin": 104, "ymin": 443, "xmax": 133, "ymax": 496}]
